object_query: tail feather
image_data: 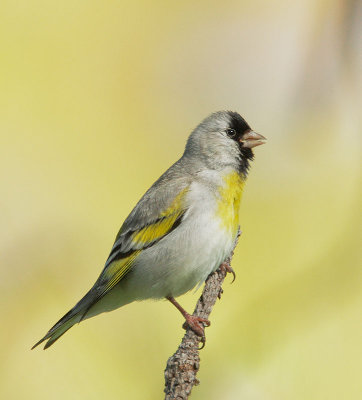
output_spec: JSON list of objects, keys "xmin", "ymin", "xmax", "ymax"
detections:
[
  {"xmin": 32, "ymin": 310, "xmax": 80, "ymax": 350},
  {"xmin": 32, "ymin": 285, "xmax": 108, "ymax": 349},
  {"xmin": 43, "ymin": 324, "xmax": 74, "ymax": 349}
]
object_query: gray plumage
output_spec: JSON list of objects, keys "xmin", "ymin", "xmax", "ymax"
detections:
[{"xmin": 32, "ymin": 111, "xmax": 265, "ymax": 349}]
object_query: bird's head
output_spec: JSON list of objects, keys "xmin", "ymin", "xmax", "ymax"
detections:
[{"xmin": 184, "ymin": 111, "xmax": 266, "ymax": 176}]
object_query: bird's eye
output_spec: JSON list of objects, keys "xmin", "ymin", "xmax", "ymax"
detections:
[{"xmin": 226, "ymin": 128, "xmax": 236, "ymax": 138}]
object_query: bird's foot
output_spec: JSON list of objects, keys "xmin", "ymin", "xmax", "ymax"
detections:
[
  {"xmin": 219, "ymin": 262, "xmax": 236, "ymax": 282},
  {"xmin": 166, "ymin": 296, "xmax": 210, "ymax": 348},
  {"xmin": 182, "ymin": 314, "xmax": 210, "ymax": 348}
]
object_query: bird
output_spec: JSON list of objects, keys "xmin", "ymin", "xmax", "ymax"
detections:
[{"xmin": 32, "ymin": 111, "xmax": 266, "ymax": 349}]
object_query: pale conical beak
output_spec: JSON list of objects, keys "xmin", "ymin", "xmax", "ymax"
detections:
[{"xmin": 239, "ymin": 131, "xmax": 267, "ymax": 148}]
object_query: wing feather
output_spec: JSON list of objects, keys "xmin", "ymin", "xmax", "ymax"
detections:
[{"xmin": 105, "ymin": 187, "xmax": 189, "ymax": 265}]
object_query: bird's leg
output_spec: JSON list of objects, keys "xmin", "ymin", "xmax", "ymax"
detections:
[
  {"xmin": 219, "ymin": 261, "xmax": 236, "ymax": 283},
  {"xmin": 166, "ymin": 296, "xmax": 210, "ymax": 338}
]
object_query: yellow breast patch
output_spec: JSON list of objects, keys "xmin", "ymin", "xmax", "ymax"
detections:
[{"xmin": 216, "ymin": 171, "xmax": 245, "ymax": 235}]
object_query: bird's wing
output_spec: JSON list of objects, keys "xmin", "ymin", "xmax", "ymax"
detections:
[
  {"xmin": 100, "ymin": 186, "xmax": 189, "ymax": 289},
  {"xmin": 80, "ymin": 171, "xmax": 191, "ymax": 319}
]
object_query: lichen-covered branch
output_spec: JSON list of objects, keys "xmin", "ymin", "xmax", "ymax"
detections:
[{"xmin": 164, "ymin": 231, "xmax": 240, "ymax": 399}]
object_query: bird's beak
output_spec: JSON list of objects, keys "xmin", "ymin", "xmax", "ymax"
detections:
[{"xmin": 239, "ymin": 130, "xmax": 267, "ymax": 149}]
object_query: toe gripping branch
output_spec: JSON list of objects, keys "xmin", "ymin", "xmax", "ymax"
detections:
[
  {"xmin": 167, "ymin": 296, "xmax": 210, "ymax": 349},
  {"xmin": 219, "ymin": 261, "xmax": 236, "ymax": 283},
  {"xmin": 217, "ymin": 261, "xmax": 236, "ymax": 300}
]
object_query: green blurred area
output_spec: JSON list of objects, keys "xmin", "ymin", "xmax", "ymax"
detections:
[{"xmin": 0, "ymin": 1, "xmax": 361, "ymax": 399}]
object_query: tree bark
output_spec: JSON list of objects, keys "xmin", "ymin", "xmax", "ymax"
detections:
[{"xmin": 164, "ymin": 231, "xmax": 240, "ymax": 399}]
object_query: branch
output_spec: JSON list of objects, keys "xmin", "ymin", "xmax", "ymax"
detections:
[{"xmin": 164, "ymin": 231, "xmax": 240, "ymax": 399}]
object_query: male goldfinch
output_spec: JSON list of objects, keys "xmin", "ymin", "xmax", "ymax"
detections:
[{"xmin": 33, "ymin": 111, "xmax": 266, "ymax": 349}]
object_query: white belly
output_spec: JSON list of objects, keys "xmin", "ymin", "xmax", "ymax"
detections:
[{"xmin": 130, "ymin": 213, "xmax": 234, "ymax": 298}]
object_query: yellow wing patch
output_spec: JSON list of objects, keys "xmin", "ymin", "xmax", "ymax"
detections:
[
  {"xmin": 132, "ymin": 213, "xmax": 182, "ymax": 245},
  {"xmin": 130, "ymin": 187, "xmax": 189, "ymax": 246},
  {"xmin": 103, "ymin": 187, "xmax": 189, "ymax": 290},
  {"xmin": 102, "ymin": 250, "xmax": 141, "ymax": 292},
  {"xmin": 216, "ymin": 171, "xmax": 245, "ymax": 236}
]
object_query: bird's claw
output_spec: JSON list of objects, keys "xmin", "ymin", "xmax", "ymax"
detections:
[
  {"xmin": 219, "ymin": 262, "xmax": 236, "ymax": 283},
  {"xmin": 182, "ymin": 314, "xmax": 210, "ymax": 348}
]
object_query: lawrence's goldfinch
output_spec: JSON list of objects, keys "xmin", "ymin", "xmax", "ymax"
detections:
[{"xmin": 33, "ymin": 111, "xmax": 266, "ymax": 349}]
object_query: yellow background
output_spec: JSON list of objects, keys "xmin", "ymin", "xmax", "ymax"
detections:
[{"xmin": 1, "ymin": 1, "xmax": 361, "ymax": 399}]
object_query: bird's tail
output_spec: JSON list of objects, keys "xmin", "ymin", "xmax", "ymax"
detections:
[
  {"xmin": 31, "ymin": 308, "xmax": 82, "ymax": 350},
  {"xmin": 32, "ymin": 287, "xmax": 99, "ymax": 350}
]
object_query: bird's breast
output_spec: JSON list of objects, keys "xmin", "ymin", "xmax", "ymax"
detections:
[{"xmin": 215, "ymin": 171, "xmax": 245, "ymax": 236}]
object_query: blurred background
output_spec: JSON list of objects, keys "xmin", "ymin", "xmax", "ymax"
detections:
[{"xmin": 1, "ymin": 0, "xmax": 361, "ymax": 399}]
